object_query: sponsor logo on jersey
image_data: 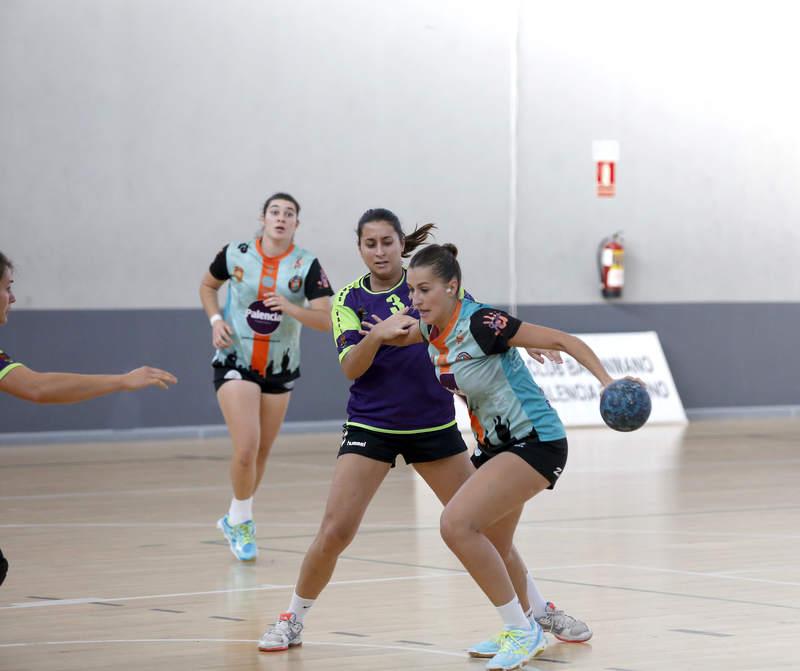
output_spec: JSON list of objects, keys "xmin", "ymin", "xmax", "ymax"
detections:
[
  {"xmin": 455, "ymin": 332, "xmax": 465, "ymax": 344},
  {"xmin": 317, "ymin": 268, "xmax": 331, "ymax": 289},
  {"xmin": 483, "ymin": 311, "xmax": 509, "ymax": 336},
  {"xmin": 288, "ymin": 274, "xmax": 303, "ymax": 293},
  {"xmin": 246, "ymin": 300, "xmax": 282, "ymax": 335},
  {"xmin": 346, "ymin": 440, "xmax": 367, "ymax": 447},
  {"xmin": 337, "ymin": 333, "xmax": 349, "ymax": 350}
]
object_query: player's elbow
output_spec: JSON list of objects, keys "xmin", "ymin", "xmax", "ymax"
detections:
[
  {"xmin": 341, "ymin": 365, "xmax": 359, "ymax": 381},
  {"xmin": 14, "ymin": 383, "xmax": 45, "ymax": 403},
  {"xmin": 339, "ymin": 358, "xmax": 360, "ymax": 381}
]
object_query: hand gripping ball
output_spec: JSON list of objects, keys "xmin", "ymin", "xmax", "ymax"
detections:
[{"xmin": 600, "ymin": 379, "xmax": 651, "ymax": 432}]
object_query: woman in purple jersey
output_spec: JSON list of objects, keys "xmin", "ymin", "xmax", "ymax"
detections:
[{"xmin": 258, "ymin": 210, "xmax": 592, "ymax": 653}]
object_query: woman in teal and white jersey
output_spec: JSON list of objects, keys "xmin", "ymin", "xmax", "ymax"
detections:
[
  {"xmin": 199, "ymin": 193, "xmax": 334, "ymax": 561},
  {"xmin": 366, "ymin": 243, "xmax": 618, "ymax": 671}
]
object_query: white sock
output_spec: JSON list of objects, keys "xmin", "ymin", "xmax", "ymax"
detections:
[
  {"xmin": 527, "ymin": 572, "xmax": 548, "ymax": 619},
  {"xmin": 288, "ymin": 592, "xmax": 315, "ymax": 623},
  {"xmin": 496, "ymin": 596, "xmax": 530, "ymax": 630},
  {"xmin": 228, "ymin": 497, "xmax": 253, "ymax": 525}
]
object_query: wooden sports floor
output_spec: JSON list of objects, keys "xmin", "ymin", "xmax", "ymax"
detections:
[{"xmin": 1, "ymin": 418, "xmax": 799, "ymax": 670}]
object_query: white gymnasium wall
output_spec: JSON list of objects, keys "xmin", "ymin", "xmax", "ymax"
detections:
[
  {"xmin": 3, "ymin": 0, "xmax": 800, "ymax": 310},
  {"xmin": 516, "ymin": 1, "xmax": 800, "ymax": 303},
  {"xmin": 1, "ymin": 0, "xmax": 514, "ymax": 309}
]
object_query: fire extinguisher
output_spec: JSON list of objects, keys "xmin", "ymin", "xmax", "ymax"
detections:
[{"xmin": 598, "ymin": 232, "xmax": 624, "ymax": 298}]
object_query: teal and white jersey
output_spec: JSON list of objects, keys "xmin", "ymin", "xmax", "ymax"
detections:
[
  {"xmin": 420, "ymin": 297, "xmax": 565, "ymax": 449},
  {"xmin": 208, "ymin": 239, "xmax": 333, "ymax": 383}
]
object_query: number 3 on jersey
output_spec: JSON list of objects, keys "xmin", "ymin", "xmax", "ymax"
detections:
[{"xmin": 386, "ymin": 294, "xmax": 405, "ymax": 314}]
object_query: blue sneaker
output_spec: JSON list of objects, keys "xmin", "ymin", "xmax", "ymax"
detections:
[
  {"xmin": 468, "ymin": 631, "xmax": 503, "ymax": 658},
  {"xmin": 217, "ymin": 515, "xmax": 258, "ymax": 561},
  {"xmin": 485, "ymin": 624, "xmax": 546, "ymax": 671}
]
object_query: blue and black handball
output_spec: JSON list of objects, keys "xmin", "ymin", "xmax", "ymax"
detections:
[{"xmin": 600, "ymin": 379, "xmax": 652, "ymax": 432}]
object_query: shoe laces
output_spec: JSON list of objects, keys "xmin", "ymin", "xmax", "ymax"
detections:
[
  {"xmin": 234, "ymin": 522, "xmax": 255, "ymax": 545},
  {"xmin": 497, "ymin": 629, "xmax": 530, "ymax": 655},
  {"xmin": 548, "ymin": 605, "xmax": 577, "ymax": 627},
  {"xmin": 269, "ymin": 617, "xmax": 292, "ymax": 637}
]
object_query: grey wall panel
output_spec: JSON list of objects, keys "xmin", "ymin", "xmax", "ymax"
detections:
[
  {"xmin": 516, "ymin": 302, "xmax": 800, "ymax": 409},
  {"xmin": 1, "ymin": 303, "xmax": 798, "ymax": 434},
  {"xmin": 0, "ymin": 309, "xmax": 349, "ymax": 433}
]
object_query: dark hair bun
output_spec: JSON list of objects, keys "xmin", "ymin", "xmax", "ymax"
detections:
[{"xmin": 441, "ymin": 243, "xmax": 458, "ymax": 258}]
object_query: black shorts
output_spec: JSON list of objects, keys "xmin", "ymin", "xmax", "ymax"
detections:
[
  {"xmin": 213, "ymin": 365, "xmax": 295, "ymax": 395},
  {"xmin": 338, "ymin": 423, "xmax": 467, "ymax": 468},
  {"xmin": 470, "ymin": 435, "xmax": 568, "ymax": 489}
]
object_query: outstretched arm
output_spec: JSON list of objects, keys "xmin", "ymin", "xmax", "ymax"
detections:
[
  {"xmin": 509, "ymin": 323, "xmax": 613, "ymax": 387},
  {"xmin": 0, "ymin": 365, "xmax": 177, "ymax": 404}
]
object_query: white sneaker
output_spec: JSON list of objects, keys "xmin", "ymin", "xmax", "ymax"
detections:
[
  {"xmin": 535, "ymin": 602, "xmax": 592, "ymax": 642},
  {"xmin": 258, "ymin": 612, "xmax": 303, "ymax": 652}
]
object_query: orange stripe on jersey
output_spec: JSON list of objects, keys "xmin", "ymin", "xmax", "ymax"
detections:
[
  {"xmin": 250, "ymin": 240, "xmax": 296, "ymax": 376},
  {"xmin": 430, "ymin": 301, "xmax": 462, "ymax": 375},
  {"xmin": 468, "ymin": 408, "xmax": 486, "ymax": 445}
]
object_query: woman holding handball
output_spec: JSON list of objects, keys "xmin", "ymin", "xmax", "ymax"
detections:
[
  {"xmin": 363, "ymin": 242, "xmax": 624, "ymax": 670},
  {"xmin": 258, "ymin": 210, "xmax": 592, "ymax": 659}
]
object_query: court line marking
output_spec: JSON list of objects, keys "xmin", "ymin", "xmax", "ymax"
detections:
[
  {"xmin": 0, "ymin": 573, "xmax": 464, "ymax": 610},
  {"xmin": 598, "ymin": 563, "xmax": 800, "ymax": 588},
  {"xmin": 0, "ymin": 480, "xmax": 333, "ymax": 501},
  {"xmin": 670, "ymin": 628, "xmax": 733, "ymax": 637},
  {"xmin": 712, "ymin": 565, "xmax": 799, "ymax": 576},
  {"xmin": 0, "ymin": 473, "xmax": 413, "ymax": 501},
  {"xmin": 0, "ymin": 564, "xmax": 602, "ymax": 611},
  {"xmin": 535, "ymin": 577, "xmax": 800, "ymax": 611},
  {"xmin": 0, "ymin": 638, "xmax": 464, "ymax": 657},
  {"xmin": 0, "ymin": 520, "xmax": 428, "ymax": 529},
  {"xmin": 524, "ymin": 524, "xmax": 800, "ymax": 541},
  {"xmin": 2, "ymin": 561, "xmax": 797, "ymax": 615}
]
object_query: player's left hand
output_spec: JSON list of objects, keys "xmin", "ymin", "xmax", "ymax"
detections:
[
  {"xmin": 525, "ymin": 348, "xmax": 564, "ymax": 364},
  {"xmin": 262, "ymin": 294, "xmax": 292, "ymax": 314},
  {"xmin": 122, "ymin": 367, "xmax": 178, "ymax": 391},
  {"xmin": 360, "ymin": 310, "xmax": 416, "ymax": 340}
]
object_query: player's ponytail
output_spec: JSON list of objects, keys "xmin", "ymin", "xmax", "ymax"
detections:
[
  {"xmin": 401, "ymin": 223, "xmax": 436, "ymax": 257},
  {"xmin": 409, "ymin": 243, "xmax": 461, "ymax": 290}
]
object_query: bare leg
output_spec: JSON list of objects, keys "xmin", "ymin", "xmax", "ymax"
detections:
[
  {"xmin": 216, "ymin": 381, "xmax": 262, "ymax": 500},
  {"xmin": 295, "ymin": 454, "xmax": 391, "ymax": 599},
  {"xmin": 413, "ymin": 453, "xmax": 531, "ymax": 612},
  {"xmin": 253, "ymin": 392, "xmax": 291, "ymax": 492},
  {"xmin": 439, "ymin": 452, "xmax": 549, "ymax": 606}
]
